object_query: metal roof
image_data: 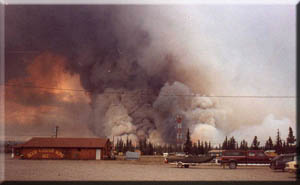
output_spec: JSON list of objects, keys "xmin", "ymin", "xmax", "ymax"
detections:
[{"xmin": 14, "ymin": 137, "xmax": 109, "ymax": 148}]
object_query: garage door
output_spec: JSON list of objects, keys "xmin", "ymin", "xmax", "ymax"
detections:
[{"xmin": 96, "ymin": 149, "xmax": 101, "ymax": 160}]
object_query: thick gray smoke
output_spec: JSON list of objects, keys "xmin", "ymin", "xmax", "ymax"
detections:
[
  {"xmin": 5, "ymin": 5, "xmax": 211, "ymax": 143},
  {"xmin": 5, "ymin": 5, "xmax": 295, "ymax": 144}
]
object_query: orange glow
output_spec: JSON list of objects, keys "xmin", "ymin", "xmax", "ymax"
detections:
[{"xmin": 5, "ymin": 51, "xmax": 90, "ymax": 125}]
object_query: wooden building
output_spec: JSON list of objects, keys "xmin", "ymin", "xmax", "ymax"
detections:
[{"xmin": 13, "ymin": 137, "xmax": 112, "ymax": 160}]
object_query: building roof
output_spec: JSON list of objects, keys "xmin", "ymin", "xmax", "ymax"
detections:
[
  {"xmin": 14, "ymin": 137, "xmax": 109, "ymax": 148},
  {"xmin": 208, "ymin": 150, "xmax": 224, "ymax": 153}
]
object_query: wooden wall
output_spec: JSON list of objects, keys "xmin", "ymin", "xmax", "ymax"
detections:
[{"xmin": 14, "ymin": 148, "xmax": 99, "ymax": 160}]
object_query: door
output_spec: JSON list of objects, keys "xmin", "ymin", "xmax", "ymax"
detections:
[
  {"xmin": 256, "ymin": 151, "xmax": 268, "ymax": 164},
  {"xmin": 247, "ymin": 151, "xmax": 257, "ymax": 164},
  {"xmin": 96, "ymin": 149, "xmax": 101, "ymax": 160}
]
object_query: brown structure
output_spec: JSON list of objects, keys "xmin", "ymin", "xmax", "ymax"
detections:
[{"xmin": 13, "ymin": 137, "xmax": 112, "ymax": 160}]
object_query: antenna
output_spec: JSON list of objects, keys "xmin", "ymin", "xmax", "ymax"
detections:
[{"xmin": 176, "ymin": 115, "xmax": 183, "ymax": 149}]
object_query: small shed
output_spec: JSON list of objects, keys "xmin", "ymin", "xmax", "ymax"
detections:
[
  {"xmin": 13, "ymin": 137, "xmax": 112, "ymax": 160},
  {"xmin": 125, "ymin": 151, "xmax": 140, "ymax": 160}
]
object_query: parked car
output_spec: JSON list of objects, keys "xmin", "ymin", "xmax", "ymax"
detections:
[
  {"xmin": 285, "ymin": 155, "xmax": 298, "ymax": 173},
  {"xmin": 220, "ymin": 150, "xmax": 273, "ymax": 169},
  {"xmin": 264, "ymin": 150, "xmax": 278, "ymax": 158},
  {"xmin": 270, "ymin": 153, "xmax": 296, "ymax": 171}
]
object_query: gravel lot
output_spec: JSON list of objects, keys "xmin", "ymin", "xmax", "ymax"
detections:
[{"xmin": 3, "ymin": 154, "xmax": 296, "ymax": 181}]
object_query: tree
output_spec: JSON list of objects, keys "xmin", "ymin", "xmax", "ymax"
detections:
[
  {"xmin": 117, "ymin": 138, "xmax": 124, "ymax": 153},
  {"xmin": 240, "ymin": 140, "xmax": 248, "ymax": 150},
  {"xmin": 139, "ymin": 138, "xmax": 148, "ymax": 155},
  {"xmin": 251, "ymin": 136, "xmax": 260, "ymax": 150},
  {"xmin": 197, "ymin": 140, "xmax": 201, "ymax": 154},
  {"xmin": 265, "ymin": 136, "xmax": 274, "ymax": 150},
  {"xmin": 192, "ymin": 143, "xmax": 198, "ymax": 155},
  {"xmin": 228, "ymin": 136, "xmax": 237, "ymax": 150},
  {"xmin": 148, "ymin": 141, "xmax": 154, "ymax": 155},
  {"xmin": 184, "ymin": 129, "xmax": 192, "ymax": 154},
  {"xmin": 222, "ymin": 136, "xmax": 228, "ymax": 150},
  {"xmin": 275, "ymin": 129, "xmax": 283, "ymax": 154},
  {"xmin": 287, "ymin": 127, "xmax": 296, "ymax": 146}
]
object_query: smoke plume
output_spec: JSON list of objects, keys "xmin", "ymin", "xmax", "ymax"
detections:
[{"xmin": 5, "ymin": 5, "xmax": 295, "ymax": 144}]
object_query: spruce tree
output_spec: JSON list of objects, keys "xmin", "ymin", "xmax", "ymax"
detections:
[
  {"xmin": 287, "ymin": 127, "xmax": 296, "ymax": 146},
  {"xmin": 222, "ymin": 136, "xmax": 228, "ymax": 150},
  {"xmin": 240, "ymin": 140, "xmax": 248, "ymax": 150},
  {"xmin": 192, "ymin": 143, "xmax": 197, "ymax": 155},
  {"xmin": 265, "ymin": 136, "xmax": 274, "ymax": 150},
  {"xmin": 228, "ymin": 136, "xmax": 236, "ymax": 149},
  {"xmin": 251, "ymin": 136, "xmax": 260, "ymax": 150},
  {"xmin": 148, "ymin": 142, "xmax": 154, "ymax": 155},
  {"xmin": 184, "ymin": 128, "xmax": 193, "ymax": 154},
  {"xmin": 275, "ymin": 129, "xmax": 283, "ymax": 154}
]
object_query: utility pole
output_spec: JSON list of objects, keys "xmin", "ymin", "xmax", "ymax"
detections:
[
  {"xmin": 55, "ymin": 126, "xmax": 59, "ymax": 138},
  {"xmin": 112, "ymin": 136, "xmax": 115, "ymax": 151}
]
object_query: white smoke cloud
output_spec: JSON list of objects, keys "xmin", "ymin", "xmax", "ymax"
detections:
[
  {"xmin": 229, "ymin": 114, "xmax": 296, "ymax": 144},
  {"xmin": 191, "ymin": 124, "xmax": 225, "ymax": 146}
]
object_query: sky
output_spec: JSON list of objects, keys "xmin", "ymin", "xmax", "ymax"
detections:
[{"xmin": 3, "ymin": 3, "xmax": 296, "ymax": 145}]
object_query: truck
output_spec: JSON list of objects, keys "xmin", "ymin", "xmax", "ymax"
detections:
[{"xmin": 220, "ymin": 150, "xmax": 274, "ymax": 169}]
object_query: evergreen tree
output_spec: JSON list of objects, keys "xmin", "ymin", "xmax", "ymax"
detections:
[
  {"xmin": 118, "ymin": 138, "xmax": 124, "ymax": 153},
  {"xmin": 265, "ymin": 137, "xmax": 274, "ymax": 150},
  {"xmin": 116, "ymin": 139, "xmax": 119, "ymax": 153},
  {"xmin": 148, "ymin": 142, "xmax": 154, "ymax": 155},
  {"xmin": 283, "ymin": 141, "xmax": 287, "ymax": 153},
  {"xmin": 228, "ymin": 136, "xmax": 236, "ymax": 149},
  {"xmin": 251, "ymin": 136, "xmax": 260, "ymax": 150},
  {"xmin": 287, "ymin": 127, "xmax": 296, "ymax": 146},
  {"xmin": 200, "ymin": 141, "xmax": 204, "ymax": 154},
  {"xmin": 124, "ymin": 136, "xmax": 129, "ymax": 153},
  {"xmin": 275, "ymin": 129, "xmax": 283, "ymax": 154},
  {"xmin": 163, "ymin": 144, "xmax": 167, "ymax": 153},
  {"xmin": 239, "ymin": 140, "xmax": 248, "ymax": 150},
  {"xmin": 192, "ymin": 143, "xmax": 197, "ymax": 155},
  {"xmin": 139, "ymin": 138, "xmax": 147, "ymax": 155},
  {"xmin": 204, "ymin": 141, "xmax": 208, "ymax": 154},
  {"xmin": 184, "ymin": 129, "xmax": 192, "ymax": 154},
  {"xmin": 143, "ymin": 139, "xmax": 148, "ymax": 154},
  {"xmin": 222, "ymin": 136, "xmax": 228, "ymax": 150},
  {"xmin": 128, "ymin": 139, "xmax": 133, "ymax": 152},
  {"xmin": 197, "ymin": 140, "xmax": 201, "ymax": 154}
]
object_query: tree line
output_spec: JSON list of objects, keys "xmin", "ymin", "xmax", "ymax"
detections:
[
  {"xmin": 114, "ymin": 126, "xmax": 296, "ymax": 155},
  {"xmin": 219, "ymin": 127, "xmax": 296, "ymax": 154}
]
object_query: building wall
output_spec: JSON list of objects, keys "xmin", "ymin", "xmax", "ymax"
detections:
[
  {"xmin": 13, "ymin": 141, "xmax": 112, "ymax": 160},
  {"xmin": 14, "ymin": 148, "xmax": 101, "ymax": 160}
]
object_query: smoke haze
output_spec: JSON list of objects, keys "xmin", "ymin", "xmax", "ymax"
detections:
[{"xmin": 4, "ymin": 5, "xmax": 296, "ymax": 144}]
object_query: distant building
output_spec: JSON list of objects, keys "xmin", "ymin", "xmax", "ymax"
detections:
[{"xmin": 13, "ymin": 137, "xmax": 112, "ymax": 160}]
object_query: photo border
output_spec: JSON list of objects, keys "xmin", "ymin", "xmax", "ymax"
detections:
[{"xmin": 0, "ymin": 0, "xmax": 298, "ymax": 184}]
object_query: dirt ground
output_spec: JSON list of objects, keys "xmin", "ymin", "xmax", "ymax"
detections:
[{"xmin": 3, "ymin": 154, "xmax": 297, "ymax": 181}]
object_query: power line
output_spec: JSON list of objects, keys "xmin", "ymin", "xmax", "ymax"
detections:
[{"xmin": 3, "ymin": 83, "xmax": 296, "ymax": 98}]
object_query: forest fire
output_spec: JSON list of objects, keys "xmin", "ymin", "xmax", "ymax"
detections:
[{"xmin": 4, "ymin": 5, "xmax": 296, "ymax": 146}]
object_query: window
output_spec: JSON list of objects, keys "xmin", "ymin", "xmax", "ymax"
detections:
[
  {"xmin": 224, "ymin": 151, "xmax": 245, "ymax": 156},
  {"xmin": 257, "ymin": 152, "xmax": 265, "ymax": 157},
  {"xmin": 248, "ymin": 152, "xmax": 255, "ymax": 157}
]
